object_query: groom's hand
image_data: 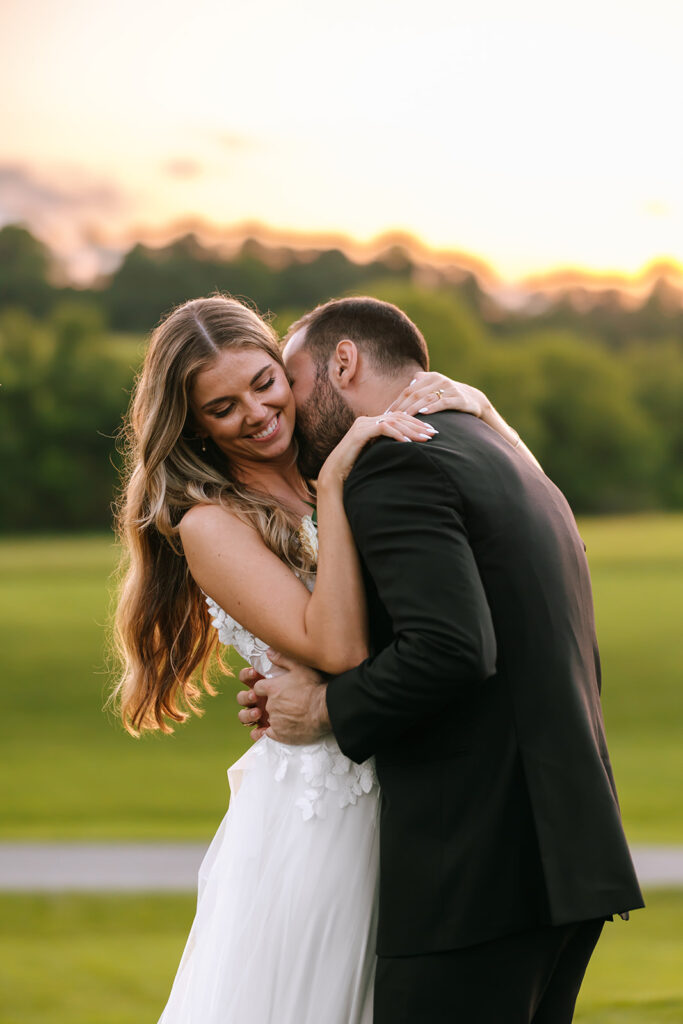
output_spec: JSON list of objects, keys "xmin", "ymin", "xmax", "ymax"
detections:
[{"xmin": 253, "ymin": 650, "xmax": 331, "ymax": 745}]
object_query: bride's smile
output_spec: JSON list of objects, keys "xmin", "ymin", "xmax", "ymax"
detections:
[{"xmin": 246, "ymin": 411, "xmax": 282, "ymax": 440}]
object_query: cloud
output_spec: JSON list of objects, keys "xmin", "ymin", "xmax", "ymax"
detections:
[
  {"xmin": 0, "ymin": 164, "xmax": 130, "ymax": 282},
  {"xmin": 216, "ymin": 132, "xmax": 257, "ymax": 151},
  {"xmin": 0, "ymin": 164, "xmax": 125, "ymax": 219},
  {"xmin": 163, "ymin": 158, "xmax": 203, "ymax": 180}
]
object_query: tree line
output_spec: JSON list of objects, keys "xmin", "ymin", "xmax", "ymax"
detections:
[{"xmin": 0, "ymin": 225, "xmax": 681, "ymax": 530}]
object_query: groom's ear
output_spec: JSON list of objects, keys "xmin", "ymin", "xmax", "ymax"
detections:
[{"xmin": 333, "ymin": 339, "xmax": 359, "ymax": 390}]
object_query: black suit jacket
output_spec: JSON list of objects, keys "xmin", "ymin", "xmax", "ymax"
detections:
[{"xmin": 326, "ymin": 411, "xmax": 644, "ymax": 958}]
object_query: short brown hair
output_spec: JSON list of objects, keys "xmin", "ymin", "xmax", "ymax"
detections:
[{"xmin": 288, "ymin": 296, "xmax": 429, "ymax": 376}]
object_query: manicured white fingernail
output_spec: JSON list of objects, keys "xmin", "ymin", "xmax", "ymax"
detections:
[
  {"xmin": 419, "ymin": 433, "xmax": 433, "ymax": 440},
  {"xmin": 402, "ymin": 436, "xmax": 412, "ymax": 442},
  {"xmin": 418, "ymin": 407, "xmax": 429, "ymax": 413},
  {"xmin": 410, "ymin": 378, "xmax": 417, "ymax": 385}
]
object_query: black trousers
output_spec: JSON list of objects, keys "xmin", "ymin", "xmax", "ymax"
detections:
[{"xmin": 374, "ymin": 918, "xmax": 605, "ymax": 1024}]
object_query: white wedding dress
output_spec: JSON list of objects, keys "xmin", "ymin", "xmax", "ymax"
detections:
[{"xmin": 158, "ymin": 518, "xmax": 380, "ymax": 1023}]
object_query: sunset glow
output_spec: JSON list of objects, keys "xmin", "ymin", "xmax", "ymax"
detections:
[{"xmin": 1, "ymin": 0, "xmax": 682, "ymax": 285}]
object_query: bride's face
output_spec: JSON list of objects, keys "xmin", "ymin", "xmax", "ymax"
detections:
[{"xmin": 190, "ymin": 346, "xmax": 297, "ymax": 465}]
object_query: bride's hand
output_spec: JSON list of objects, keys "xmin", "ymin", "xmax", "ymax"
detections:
[
  {"xmin": 236, "ymin": 666, "xmax": 270, "ymax": 740},
  {"xmin": 318, "ymin": 412, "xmax": 437, "ymax": 486},
  {"xmin": 389, "ymin": 370, "xmax": 544, "ymax": 471},
  {"xmin": 388, "ymin": 371, "xmax": 492, "ymax": 419}
]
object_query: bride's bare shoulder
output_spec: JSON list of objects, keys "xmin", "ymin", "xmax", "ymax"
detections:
[{"xmin": 179, "ymin": 502, "xmax": 257, "ymax": 546}]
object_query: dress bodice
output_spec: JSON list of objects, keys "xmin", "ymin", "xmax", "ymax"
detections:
[{"xmin": 204, "ymin": 514, "xmax": 378, "ymax": 821}]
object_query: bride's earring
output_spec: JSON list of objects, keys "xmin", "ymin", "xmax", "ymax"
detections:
[{"xmin": 201, "ymin": 437, "xmax": 207, "ymax": 453}]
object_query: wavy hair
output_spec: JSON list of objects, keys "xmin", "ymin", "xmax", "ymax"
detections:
[{"xmin": 110, "ymin": 296, "xmax": 315, "ymax": 736}]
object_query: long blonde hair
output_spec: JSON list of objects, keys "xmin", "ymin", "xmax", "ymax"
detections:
[{"xmin": 111, "ymin": 296, "xmax": 315, "ymax": 736}]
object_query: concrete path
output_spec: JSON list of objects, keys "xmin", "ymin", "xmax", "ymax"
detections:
[
  {"xmin": 0, "ymin": 842, "xmax": 207, "ymax": 892},
  {"xmin": 1, "ymin": 842, "xmax": 682, "ymax": 892}
]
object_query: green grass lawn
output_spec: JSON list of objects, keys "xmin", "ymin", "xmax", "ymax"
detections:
[
  {"xmin": 0, "ymin": 534, "xmax": 252, "ymax": 840},
  {"xmin": 579, "ymin": 515, "xmax": 683, "ymax": 844},
  {"xmin": 1, "ymin": 516, "xmax": 681, "ymax": 1023},
  {"xmin": 1, "ymin": 513, "xmax": 682, "ymax": 842},
  {"xmin": 0, "ymin": 890, "xmax": 680, "ymax": 1024}
]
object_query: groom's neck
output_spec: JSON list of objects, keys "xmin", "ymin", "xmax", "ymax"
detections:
[{"xmin": 352, "ymin": 366, "xmax": 420, "ymax": 418}]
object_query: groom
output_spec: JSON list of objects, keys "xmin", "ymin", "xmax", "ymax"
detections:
[{"xmin": 238, "ymin": 296, "xmax": 643, "ymax": 1022}]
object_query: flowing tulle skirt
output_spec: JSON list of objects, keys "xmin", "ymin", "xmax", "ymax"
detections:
[{"xmin": 158, "ymin": 736, "xmax": 380, "ymax": 1023}]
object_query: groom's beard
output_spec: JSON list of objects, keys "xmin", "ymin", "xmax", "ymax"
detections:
[{"xmin": 295, "ymin": 372, "xmax": 356, "ymax": 479}]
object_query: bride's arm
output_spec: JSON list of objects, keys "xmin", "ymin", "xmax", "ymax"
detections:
[
  {"xmin": 179, "ymin": 412, "xmax": 435, "ymax": 676},
  {"xmin": 389, "ymin": 371, "xmax": 543, "ymax": 472}
]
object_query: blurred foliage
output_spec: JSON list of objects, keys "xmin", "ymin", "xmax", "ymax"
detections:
[
  {"xmin": 625, "ymin": 339, "xmax": 683, "ymax": 507},
  {"xmin": 516, "ymin": 332, "xmax": 662, "ymax": 512},
  {"xmin": 102, "ymin": 236, "xmax": 416, "ymax": 330},
  {"xmin": 0, "ymin": 225, "xmax": 54, "ymax": 315},
  {"xmin": 0, "ymin": 224, "xmax": 681, "ymax": 528},
  {"xmin": 0, "ymin": 303, "xmax": 132, "ymax": 531}
]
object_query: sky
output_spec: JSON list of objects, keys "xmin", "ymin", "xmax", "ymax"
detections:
[{"xmin": 1, "ymin": 0, "xmax": 682, "ymax": 285}]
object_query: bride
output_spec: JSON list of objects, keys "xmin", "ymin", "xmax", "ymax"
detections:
[{"xmin": 111, "ymin": 294, "xmax": 537, "ymax": 1023}]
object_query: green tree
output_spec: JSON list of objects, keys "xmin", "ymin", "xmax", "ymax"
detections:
[
  {"xmin": 0, "ymin": 304, "xmax": 133, "ymax": 531},
  {"xmin": 0, "ymin": 225, "xmax": 55, "ymax": 315},
  {"xmin": 626, "ymin": 338, "xmax": 683, "ymax": 507},
  {"xmin": 473, "ymin": 343, "xmax": 547, "ymax": 456},
  {"xmin": 366, "ymin": 280, "xmax": 488, "ymax": 382},
  {"xmin": 525, "ymin": 332, "xmax": 664, "ymax": 512}
]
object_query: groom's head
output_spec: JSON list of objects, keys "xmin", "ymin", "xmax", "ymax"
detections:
[{"xmin": 283, "ymin": 296, "xmax": 429, "ymax": 478}]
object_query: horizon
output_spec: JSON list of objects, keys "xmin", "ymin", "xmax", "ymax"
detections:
[{"xmin": 9, "ymin": 217, "xmax": 683, "ymax": 310}]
